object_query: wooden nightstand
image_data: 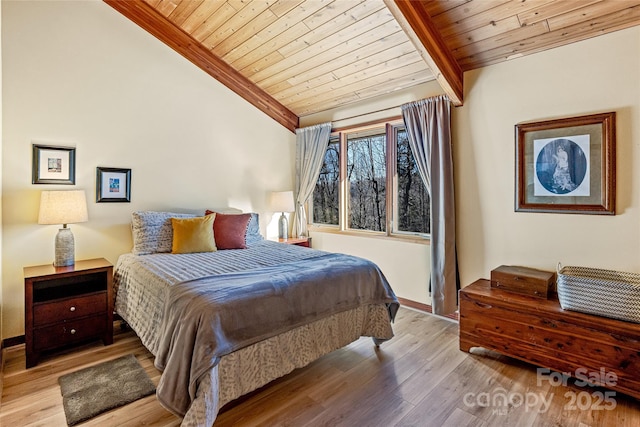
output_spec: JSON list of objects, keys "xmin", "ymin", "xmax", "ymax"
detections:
[
  {"xmin": 24, "ymin": 258, "xmax": 114, "ymax": 368},
  {"xmin": 278, "ymin": 237, "xmax": 312, "ymax": 248}
]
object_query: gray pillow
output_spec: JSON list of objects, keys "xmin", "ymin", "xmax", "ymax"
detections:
[{"xmin": 131, "ymin": 211, "xmax": 197, "ymax": 255}]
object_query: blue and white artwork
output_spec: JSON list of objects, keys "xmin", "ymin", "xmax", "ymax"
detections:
[
  {"xmin": 109, "ymin": 177, "xmax": 120, "ymax": 193},
  {"xmin": 534, "ymin": 135, "xmax": 590, "ymax": 197}
]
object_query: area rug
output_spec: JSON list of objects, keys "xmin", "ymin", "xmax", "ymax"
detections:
[{"xmin": 58, "ymin": 354, "xmax": 156, "ymax": 426}]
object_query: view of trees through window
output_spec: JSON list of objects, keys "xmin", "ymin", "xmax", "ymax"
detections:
[
  {"xmin": 347, "ymin": 131, "xmax": 386, "ymax": 231},
  {"xmin": 312, "ymin": 136, "xmax": 339, "ymax": 225},
  {"xmin": 312, "ymin": 121, "xmax": 430, "ymax": 236},
  {"xmin": 397, "ymin": 129, "xmax": 430, "ymax": 234}
]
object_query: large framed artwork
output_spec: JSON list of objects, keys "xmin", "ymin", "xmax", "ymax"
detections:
[
  {"xmin": 515, "ymin": 112, "xmax": 616, "ymax": 215},
  {"xmin": 96, "ymin": 167, "xmax": 131, "ymax": 203},
  {"xmin": 32, "ymin": 144, "xmax": 76, "ymax": 185}
]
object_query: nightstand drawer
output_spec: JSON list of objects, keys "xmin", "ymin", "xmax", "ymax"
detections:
[
  {"xmin": 33, "ymin": 292, "xmax": 107, "ymax": 327},
  {"xmin": 33, "ymin": 314, "xmax": 107, "ymax": 352},
  {"xmin": 278, "ymin": 237, "xmax": 311, "ymax": 247}
]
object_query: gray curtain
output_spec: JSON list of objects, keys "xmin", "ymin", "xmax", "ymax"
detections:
[
  {"xmin": 401, "ymin": 95, "xmax": 458, "ymax": 315},
  {"xmin": 293, "ymin": 122, "xmax": 332, "ymax": 237}
]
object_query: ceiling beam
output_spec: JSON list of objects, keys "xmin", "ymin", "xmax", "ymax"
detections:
[
  {"xmin": 104, "ymin": 0, "xmax": 298, "ymax": 132},
  {"xmin": 384, "ymin": 0, "xmax": 464, "ymax": 106}
]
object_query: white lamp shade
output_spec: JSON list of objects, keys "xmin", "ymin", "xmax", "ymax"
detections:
[
  {"xmin": 38, "ymin": 190, "xmax": 88, "ymax": 225},
  {"xmin": 270, "ymin": 191, "xmax": 295, "ymax": 212}
]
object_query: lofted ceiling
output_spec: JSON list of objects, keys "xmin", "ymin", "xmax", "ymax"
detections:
[{"xmin": 105, "ymin": 0, "xmax": 640, "ymax": 132}]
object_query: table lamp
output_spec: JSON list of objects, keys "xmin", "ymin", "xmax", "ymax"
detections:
[
  {"xmin": 38, "ymin": 190, "xmax": 88, "ymax": 267},
  {"xmin": 270, "ymin": 190, "xmax": 295, "ymax": 240}
]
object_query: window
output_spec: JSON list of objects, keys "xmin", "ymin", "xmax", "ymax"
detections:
[
  {"xmin": 312, "ymin": 135, "xmax": 339, "ymax": 225},
  {"xmin": 311, "ymin": 119, "xmax": 430, "ymax": 237},
  {"xmin": 347, "ymin": 129, "xmax": 386, "ymax": 231},
  {"xmin": 396, "ymin": 127, "xmax": 430, "ymax": 234}
]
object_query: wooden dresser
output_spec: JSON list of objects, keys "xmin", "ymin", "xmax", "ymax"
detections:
[
  {"xmin": 24, "ymin": 258, "xmax": 114, "ymax": 368},
  {"xmin": 460, "ymin": 279, "xmax": 640, "ymax": 399}
]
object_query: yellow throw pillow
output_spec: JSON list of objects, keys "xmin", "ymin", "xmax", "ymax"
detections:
[{"xmin": 171, "ymin": 215, "xmax": 217, "ymax": 254}]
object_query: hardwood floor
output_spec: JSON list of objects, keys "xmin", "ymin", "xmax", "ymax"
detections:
[{"xmin": 2, "ymin": 307, "xmax": 640, "ymax": 426}]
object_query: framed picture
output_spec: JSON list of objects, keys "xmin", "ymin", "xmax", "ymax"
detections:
[
  {"xmin": 515, "ymin": 112, "xmax": 615, "ymax": 214},
  {"xmin": 96, "ymin": 167, "xmax": 131, "ymax": 203},
  {"xmin": 32, "ymin": 144, "xmax": 76, "ymax": 185}
]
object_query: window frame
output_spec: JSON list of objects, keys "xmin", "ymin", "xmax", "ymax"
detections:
[
  {"xmin": 309, "ymin": 117, "xmax": 430, "ymax": 242},
  {"xmin": 310, "ymin": 134, "xmax": 341, "ymax": 229}
]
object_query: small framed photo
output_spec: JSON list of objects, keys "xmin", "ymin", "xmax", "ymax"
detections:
[
  {"xmin": 515, "ymin": 111, "xmax": 616, "ymax": 215},
  {"xmin": 32, "ymin": 144, "xmax": 76, "ymax": 185},
  {"xmin": 96, "ymin": 167, "xmax": 131, "ymax": 203}
]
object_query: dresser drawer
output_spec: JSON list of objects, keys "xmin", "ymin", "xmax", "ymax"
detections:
[
  {"xmin": 33, "ymin": 292, "xmax": 107, "ymax": 327},
  {"xmin": 33, "ymin": 314, "xmax": 107, "ymax": 352}
]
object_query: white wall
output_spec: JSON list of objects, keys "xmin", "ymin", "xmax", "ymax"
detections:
[
  {"xmin": 455, "ymin": 26, "xmax": 640, "ymax": 287},
  {"xmin": 1, "ymin": 1, "xmax": 296, "ymax": 339},
  {"xmin": 0, "ymin": 0, "xmax": 4, "ymax": 345},
  {"xmin": 310, "ymin": 232, "xmax": 430, "ymax": 304}
]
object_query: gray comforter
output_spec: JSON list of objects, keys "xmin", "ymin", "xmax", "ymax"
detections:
[{"xmin": 153, "ymin": 252, "xmax": 398, "ymax": 416}]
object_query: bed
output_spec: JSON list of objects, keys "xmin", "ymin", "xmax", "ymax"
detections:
[{"xmin": 113, "ymin": 211, "xmax": 399, "ymax": 426}]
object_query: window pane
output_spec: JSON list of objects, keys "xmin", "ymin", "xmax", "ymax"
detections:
[
  {"xmin": 396, "ymin": 128, "xmax": 430, "ymax": 234},
  {"xmin": 347, "ymin": 131, "xmax": 386, "ymax": 232},
  {"xmin": 312, "ymin": 136, "xmax": 339, "ymax": 225}
]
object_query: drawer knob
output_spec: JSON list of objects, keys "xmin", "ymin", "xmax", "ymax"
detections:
[
  {"xmin": 69, "ymin": 306, "xmax": 76, "ymax": 312},
  {"xmin": 70, "ymin": 329, "xmax": 76, "ymax": 335}
]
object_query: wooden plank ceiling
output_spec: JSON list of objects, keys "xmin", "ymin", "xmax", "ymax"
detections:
[{"xmin": 106, "ymin": 0, "xmax": 640, "ymax": 131}]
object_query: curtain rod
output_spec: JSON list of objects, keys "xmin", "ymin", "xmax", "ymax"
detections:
[
  {"xmin": 328, "ymin": 95, "xmax": 451, "ymax": 125},
  {"xmin": 330, "ymin": 104, "xmax": 405, "ymax": 124}
]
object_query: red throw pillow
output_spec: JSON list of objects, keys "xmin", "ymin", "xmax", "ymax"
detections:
[{"xmin": 205, "ymin": 211, "xmax": 251, "ymax": 249}]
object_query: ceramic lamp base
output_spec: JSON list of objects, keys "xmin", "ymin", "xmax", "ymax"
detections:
[
  {"xmin": 54, "ymin": 227, "xmax": 75, "ymax": 267},
  {"xmin": 278, "ymin": 213, "xmax": 288, "ymax": 240}
]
